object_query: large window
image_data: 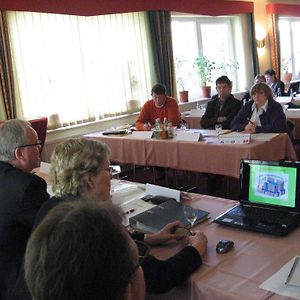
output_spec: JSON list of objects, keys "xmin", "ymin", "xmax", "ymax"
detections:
[
  {"xmin": 171, "ymin": 14, "xmax": 250, "ymax": 98},
  {"xmin": 7, "ymin": 11, "xmax": 155, "ymax": 127},
  {"xmin": 279, "ymin": 16, "xmax": 300, "ymax": 78}
]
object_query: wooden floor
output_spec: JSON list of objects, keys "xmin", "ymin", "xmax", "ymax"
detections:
[{"xmin": 117, "ymin": 165, "xmax": 240, "ymax": 200}]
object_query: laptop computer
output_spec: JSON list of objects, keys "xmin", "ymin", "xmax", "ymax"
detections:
[{"xmin": 214, "ymin": 160, "xmax": 300, "ymax": 236}]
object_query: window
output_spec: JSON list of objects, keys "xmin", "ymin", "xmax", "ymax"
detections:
[
  {"xmin": 7, "ymin": 11, "xmax": 155, "ymax": 127},
  {"xmin": 279, "ymin": 16, "xmax": 300, "ymax": 77},
  {"xmin": 171, "ymin": 14, "xmax": 249, "ymax": 98}
]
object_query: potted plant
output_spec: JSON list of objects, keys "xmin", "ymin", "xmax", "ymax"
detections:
[
  {"xmin": 175, "ymin": 58, "xmax": 189, "ymax": 102},
  {"xmin": 194, "ymin": 54, "xmax": 216, "ymax": 98}
]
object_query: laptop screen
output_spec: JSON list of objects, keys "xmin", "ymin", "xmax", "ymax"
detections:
[{"xmin": 240, "ymin": 160, "xmax": 300, "ymax": 211}]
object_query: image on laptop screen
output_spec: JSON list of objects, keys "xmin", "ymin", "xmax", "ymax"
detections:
[{"xmin": 248, "ymin": 164, "xmax": 297, "ymax": 208}]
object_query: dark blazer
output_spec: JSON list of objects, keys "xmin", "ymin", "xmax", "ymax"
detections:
[
  {"xmin": 230, "ymin": 99, "xmax": 289, "ymax": 134},
  {"xmin": 0, "ymin": 162, "xmax": 49, "ymax": 300},
  {"xmin": 33, "ymin": 196, "xmax": 203, "ymax": 294},
  {"xmin": 271, "ymin": 80, "xmax": 285, "ymax": 96},
  {"xmin": 287, "ymin": 81, "xmax": 300, "ymax": 95},
  {"xmin": 200, "ymin": 94, "xmax": 242, "ymax": 129}
]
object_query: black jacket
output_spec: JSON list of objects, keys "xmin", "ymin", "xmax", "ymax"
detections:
[
  {"xmin": 201, "ymin": 94, "xmax": 242, "ymax": 129},
  {"xmin": 0, "ymin": 162, "xmax": 49, "ymax": 300},
  {"xmin": 33, "ymin": 196, "xmax": 203, "ymax": 294}
]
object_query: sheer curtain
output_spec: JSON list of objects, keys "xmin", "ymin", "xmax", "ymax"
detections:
[{"xmin": 7, "ymin": 11, "xmax": 155, "ymax": 127}]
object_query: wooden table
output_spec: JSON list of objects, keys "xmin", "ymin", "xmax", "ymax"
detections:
[
  {"xmin": 146, "ymin": 193, "xmax": 298, "ymax": 300},
  {"xmin": 85, "ymin": 132, "xmax": 297, "ymax": 179}
]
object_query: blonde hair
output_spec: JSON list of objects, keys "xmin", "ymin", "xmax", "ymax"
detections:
[{"xmin": 50, "ymin": 138, "xmax": 110, "ymax": 197}]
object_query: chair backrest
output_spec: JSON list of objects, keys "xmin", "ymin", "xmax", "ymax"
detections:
[{"xmin": 29, "ymin": 117, "xmax": 48, "ymax": 151}]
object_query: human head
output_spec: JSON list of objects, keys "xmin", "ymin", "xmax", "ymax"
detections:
[
  {"xmin": 215, "ymin": 75, "xmax": 232, "ymax": 101},
  {"xmin": 0, "ymin": 119, "xmax": 41, "ymax": 172},
  {"xmin": 50, "ymin": 138, "xmax": 111, "ymax": 201},
  {"xmin": 250, "ymin": 82, "xmax": 273, "ymax": 107},
  {"xmin": 151, "ymin": 84, "xmax": 167, "ymax": 108},
  {"xmin": 25, "ymin": 201, "xmax": 145, "ymax": 300},
  {"xmin": 254, "ymin": 74, "xmax": 266, "ymax": 84},
  {"xmin": 264, "ymin": 69, "xmax": 277, "ymax": 85}
]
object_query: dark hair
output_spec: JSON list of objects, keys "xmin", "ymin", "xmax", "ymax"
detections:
[
  {"xmin": 215, "ymin": 75, "xmax": 231, "ymax": 86},
  {"xmin": 264, "ymin": 69, "xmax": 276, "ymax": 77},
  {"xmin": 250, "ymin": 82, "xmax": 274, "ymax": 101},
  {"xmin": 254, "ymin": 74, "xmax": 266, "ymax": 83},
  {"xmin": 151, "ymin": 84, "xmax": 166, "ymax": 95},
  {"xmin": 25, "ymin": 201, "xmax": 137, "ymax": 300}
]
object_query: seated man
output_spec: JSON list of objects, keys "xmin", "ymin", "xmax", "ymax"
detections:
[
  {"xmin": 0, "ymin": 120, "xmax": 49, "ymax": 299},
  {"xmin": 200, "ymin": 75, "xmax": 242, "ymax": 129},
  {"xmin": 136, "ymin": 84, "xmax": 181, "ymax": 130},
  {"xmin": 231, "ymin": 82, "xmax": 289, "ymax": 134},
  {"xmin": 264, "ymin": 68, "xmax": 285, "ymax": 97},
  {"xmin": 25, "ymin": 201, "xmax": 146, "ymax": 300}
]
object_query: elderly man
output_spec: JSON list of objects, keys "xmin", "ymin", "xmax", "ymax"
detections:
[
  {"xmin": 200, "ymin": 75, "xmax": 242, "ymax": 129},
  {"xmin": 136, "ymin": 84, "xmax": 181, "ymax": 130},
  {"xmin": 0, "ymin": 120, "xmax": 49, "ymax": 299}
]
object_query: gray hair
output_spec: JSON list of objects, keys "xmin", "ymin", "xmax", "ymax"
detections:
[{"xmin": 0, "ymin": 120, "xmax": 29, "ymax": 161}]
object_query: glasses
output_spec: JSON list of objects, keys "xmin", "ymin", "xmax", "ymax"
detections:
[{"xmin": 17, "ymin": 140, "xmax": 42, "ymax": 148}]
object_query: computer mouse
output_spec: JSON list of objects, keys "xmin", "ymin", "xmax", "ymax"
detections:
[{"xmin": 216, "ymin": 239, "xmax": 234, "ymax": 254}]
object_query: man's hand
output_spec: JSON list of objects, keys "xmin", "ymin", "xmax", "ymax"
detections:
[
  {"xmin": 217, "ymin": 116, "xmax": 227, "ymax": 123},
  {"xmin": 143, "ymin": 122, "xmax": 152, "ymax": 131}
]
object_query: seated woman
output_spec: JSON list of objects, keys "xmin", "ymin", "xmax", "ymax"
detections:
[
  {"xmin": 231, "ymin": 82, "xmax": 290, "ymax": 135},
  {"xmin": 35, "ymin": 138, "xmax": 207, "ymax": 294}
]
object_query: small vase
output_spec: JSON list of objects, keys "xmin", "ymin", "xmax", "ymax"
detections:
[
  {"xmin": 200, "ymin": 86, "xmax": 211, "ymax": 98},
  {"xmin": 179, "ymin": 91, "xmax": 189, "ymax": 102}
]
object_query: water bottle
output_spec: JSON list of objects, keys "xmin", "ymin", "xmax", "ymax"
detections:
[
  {"xmin": 196, "ymin": 102, "xmax": 200, "ymax": 110},
  {"xmin": 155, "ymin": 118, "xmax": 161, "ymax": 130},
  {"xmin": 277, "ymin": 87, "xmax": 281, "ymax": 97}
]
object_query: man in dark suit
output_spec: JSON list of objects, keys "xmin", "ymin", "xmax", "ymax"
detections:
[
  {"xmin": 200, "ymin": 75, "xmax": 242, "ymax": 129},
  {"xmin": 0, "ymin": 120, "xmax": 50, "ymax": 299}
]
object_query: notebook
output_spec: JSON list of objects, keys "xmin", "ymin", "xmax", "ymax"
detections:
[
  {"xmin": 129, "ymin": 200, "xmax": 209, "ymax": 233},
  {"xmin": 214, "ymin": 160, "xmax": 300, "ymax": 236}
]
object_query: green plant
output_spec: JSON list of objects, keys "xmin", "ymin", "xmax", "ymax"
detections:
[
  {"xmin": 175, "ymin": 58, "xmax": 188, "ymax": 91},
  {"xmin": 281, "ymin": 57, "xmax": 291, "ymax": 73},
  {"xmin": 194, "ymin": 54, "xmax": 216, "ymax": 86},
  {"xmin": 217, "ymin": 61, "xmax": 239, "ymax": 76}
]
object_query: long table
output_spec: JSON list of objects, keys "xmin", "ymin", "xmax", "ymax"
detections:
[
  {"xmin": 85, "ymin": 132, "xmax": 297, "ymax": 179},
  {"xmin": 35, "ymin": 168, "xmax": 297, "ymax": 300},
  {"xmin": 147, "ymin": 193, "xmax": 298, "ymax": 300},
  {"xmin": 184, "ymin": 110, "xmax": 300, "ymax": 140}
]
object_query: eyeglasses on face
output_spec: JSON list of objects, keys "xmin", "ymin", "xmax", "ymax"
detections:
[{"xmin": 17, "ymin": 140, "xmax": 42, "ymax": 148}]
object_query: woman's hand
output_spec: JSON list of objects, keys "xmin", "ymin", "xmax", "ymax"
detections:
[{"xmin": 144, "ymin": 221, "xmax": 186, "ymax": 246}]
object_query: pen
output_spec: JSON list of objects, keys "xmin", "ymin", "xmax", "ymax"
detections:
[
  {"xmin": 285, "ymin": 256, "xmax": 299, "ymax": 285},
  {"xmin": 247, "ymin": 118, "xmax": 255, "ymax": 125}
]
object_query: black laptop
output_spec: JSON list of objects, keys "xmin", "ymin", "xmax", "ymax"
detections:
[{"xmin": 214, "ymin": 160, "xmax": 300, "ymax": 236}]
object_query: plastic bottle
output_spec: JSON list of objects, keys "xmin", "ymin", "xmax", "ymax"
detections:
[{"xmin": 277, "ymin": 87, "xmax": 282, "ymax": 97}]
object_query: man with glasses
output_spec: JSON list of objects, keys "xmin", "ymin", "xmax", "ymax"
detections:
[{"xmin": 0, "ymin": 119, "xmax": 50, "ymax": 300}]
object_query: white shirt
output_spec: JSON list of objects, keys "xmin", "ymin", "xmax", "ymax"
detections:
[{"xmin": 250, "ymin": 100, "xmax": 268, "ymax": 127}]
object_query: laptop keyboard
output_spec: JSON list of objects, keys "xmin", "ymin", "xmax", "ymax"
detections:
[{"xmin": 235, "ymin": 205, "xmax": 293, "ymax": 225}]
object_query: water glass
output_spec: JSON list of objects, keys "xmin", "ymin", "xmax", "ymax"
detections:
[
  {"xmin": 215, "ymin": 124, "xmax": 222, "ymax": 135},
  {"xmin": 184, "ymin": 206, "xmax": 198, "ymax": 227}
]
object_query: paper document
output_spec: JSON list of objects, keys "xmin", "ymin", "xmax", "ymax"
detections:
[
  {"xmin": 251, "ymin": 133, "xmax": 278, "ymax": 141},
  {"xmin": 174, "ymin": 130, "xmax": 201, "ymax": 141},
  {"xmin": 127, "ymin": 131, "xmax": 153, "ymax": 139},
  {"xmin": 260, "ymin": 255, "xmax": 300, "ymax": 299}
]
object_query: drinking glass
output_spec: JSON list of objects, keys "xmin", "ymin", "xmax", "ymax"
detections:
[
  {"xmin": 215, "ymin": 124, "xmax": 222, "ymax": 135},
  {"xmin": 184, "ymin": 205, "xmax": 198, "ymax": 227}
]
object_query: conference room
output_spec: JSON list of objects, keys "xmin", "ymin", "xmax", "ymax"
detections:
[{"xmin": 1, "ymin": 0, "xmax": 300, "ymax": 299}]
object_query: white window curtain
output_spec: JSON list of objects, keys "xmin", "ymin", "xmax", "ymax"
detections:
[
  {"xmin": 7, "ymin": 11, "xmax": 155, "ymax": 127},
  {"xmin": 171, "ymin": 14, "xmax": 253, "ymax": 98}
]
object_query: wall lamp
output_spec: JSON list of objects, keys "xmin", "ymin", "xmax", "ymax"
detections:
[{"xmin": 256, "ymin": 38, "xmax": 265, "ymax": 48}]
